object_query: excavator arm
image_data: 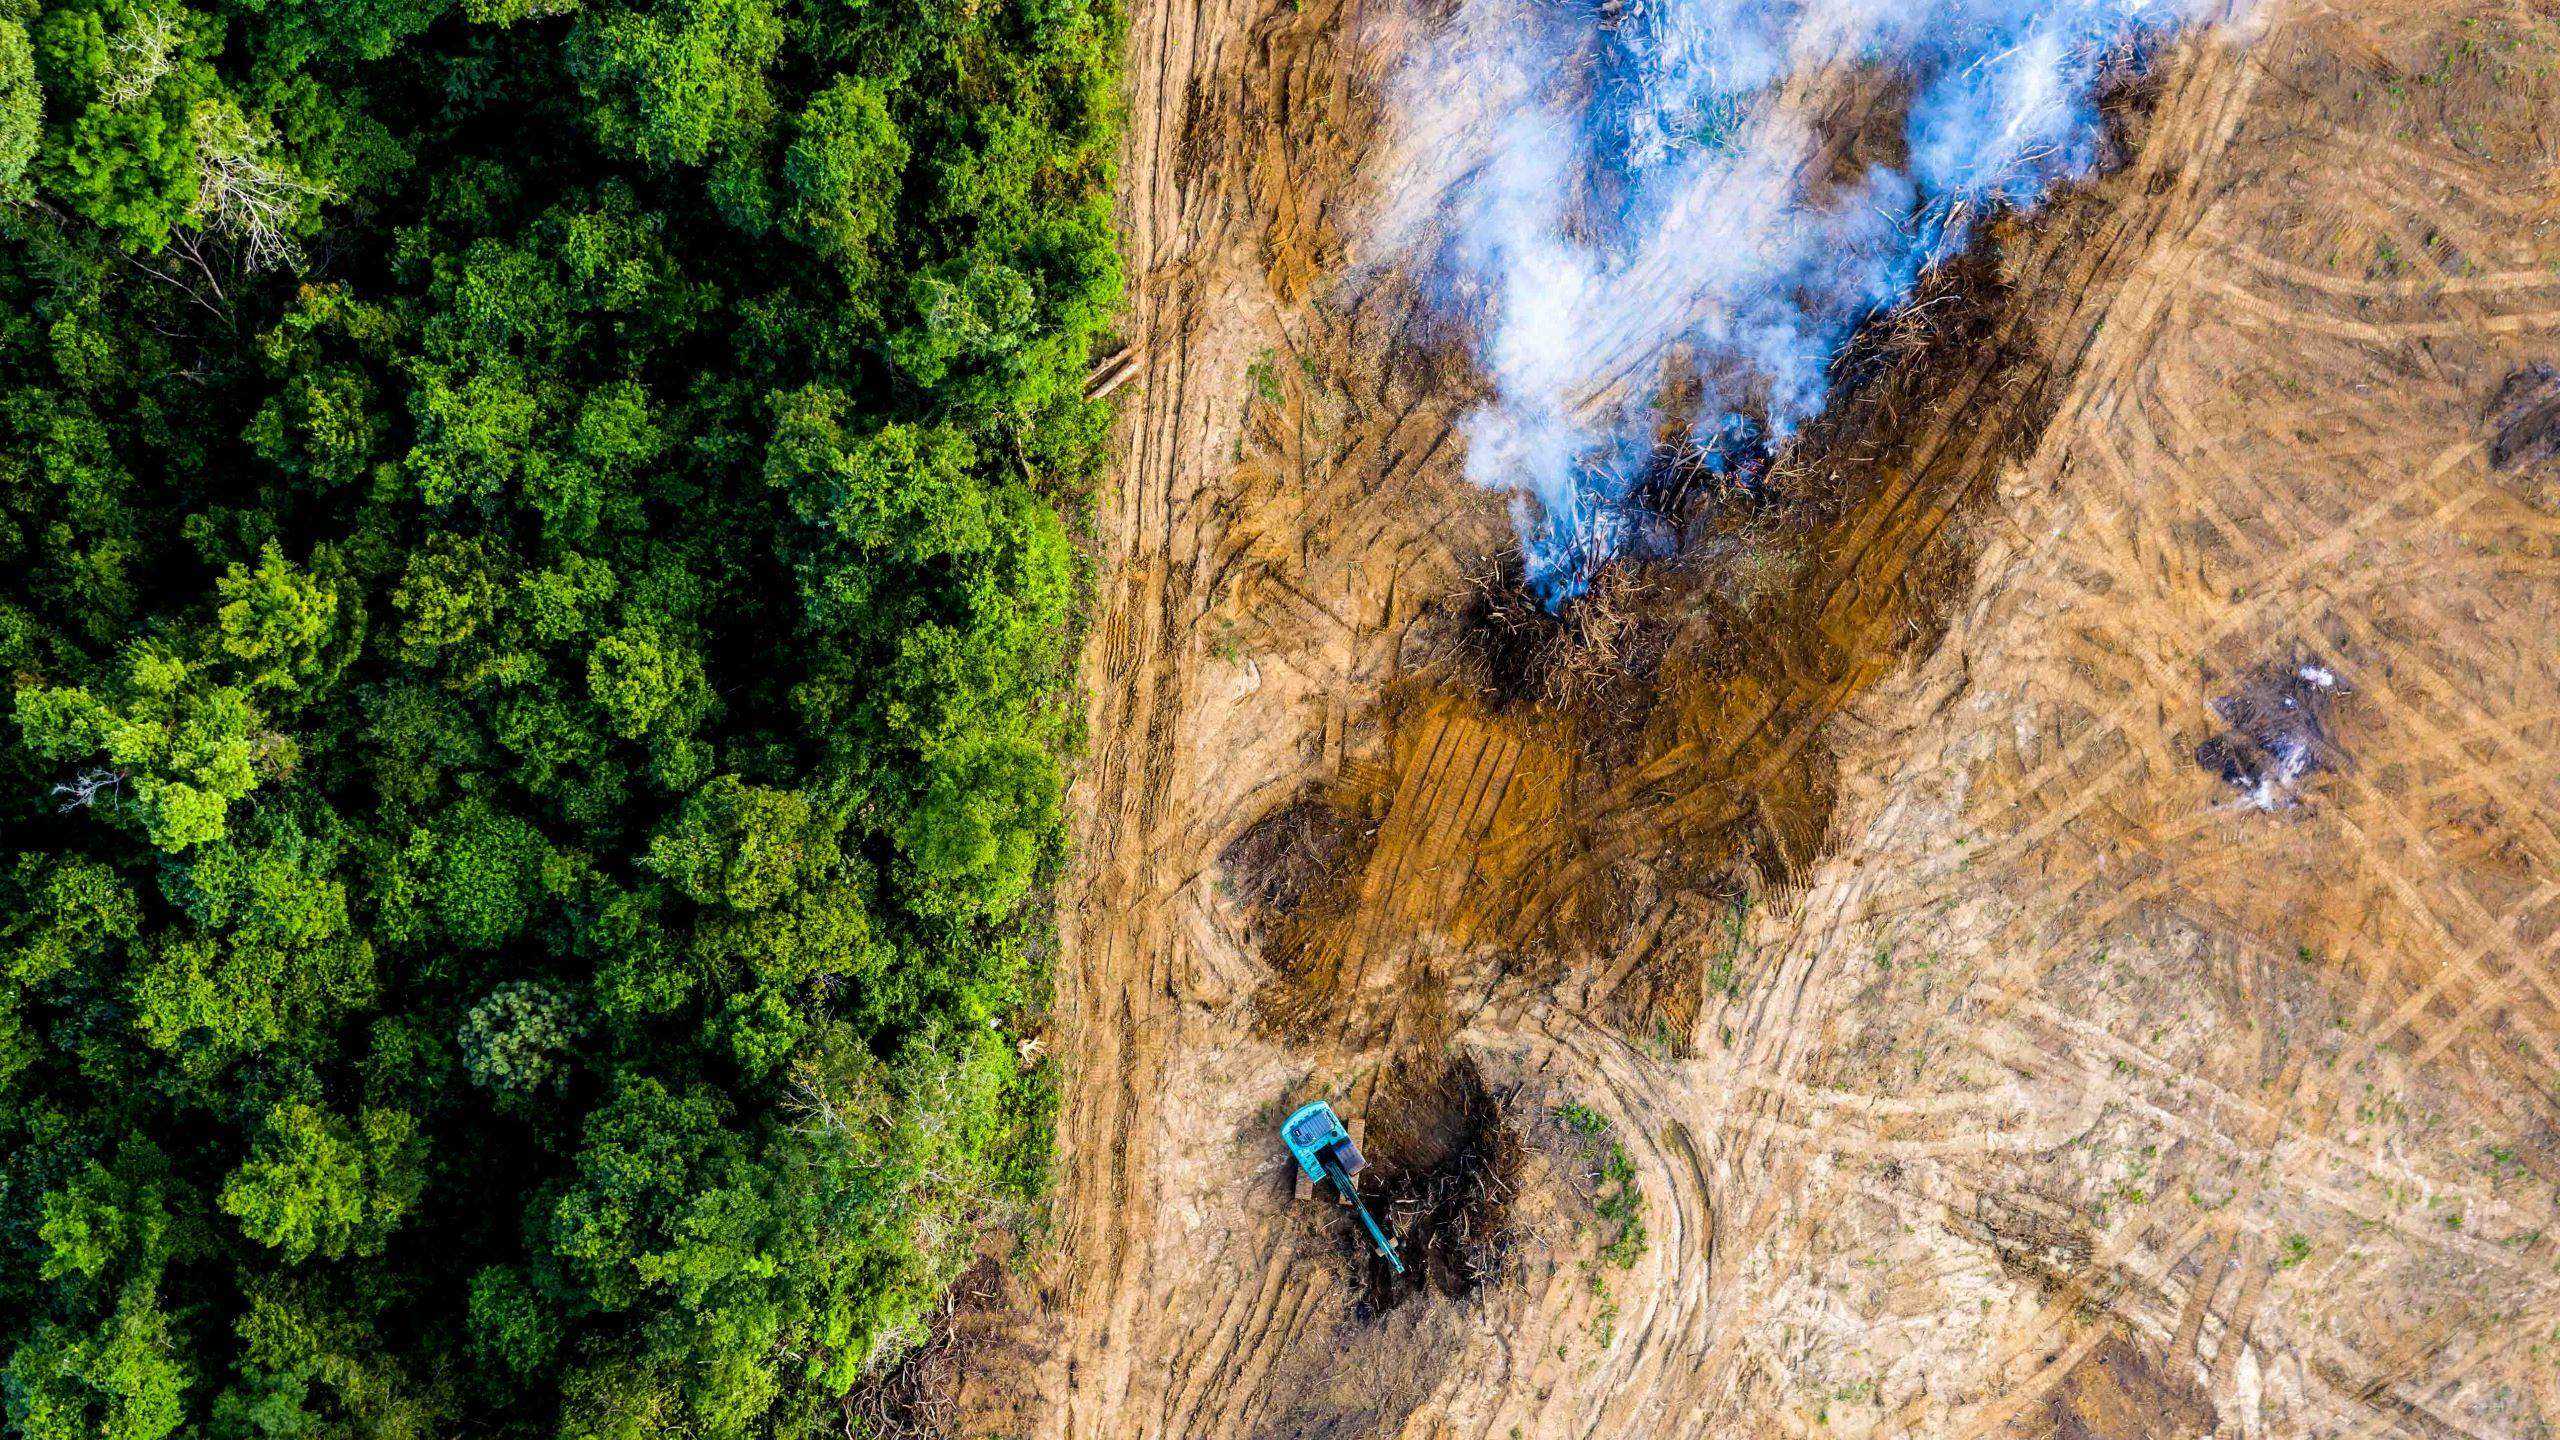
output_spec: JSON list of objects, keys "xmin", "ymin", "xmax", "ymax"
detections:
[{"xmin": 1322, "ymin": 1153, "xmax": 1404, "ymax": 1275}]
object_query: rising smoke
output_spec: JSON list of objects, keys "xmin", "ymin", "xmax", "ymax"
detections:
[{"xmin": 1380, "ymin": 0, "xmax": 2251, "ymax": 604}]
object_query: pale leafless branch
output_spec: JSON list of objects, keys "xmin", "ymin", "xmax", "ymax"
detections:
[
  {"xmin": 187, "ymin": 100, "xmax": 332, "ymax": 273},
  {"xmin": 100, "ymin": 10, "xmax": 180, "ymax": 107},
  {"xmin": 53, "ymin": 768, "xmax": 126, "ymax": 813}
]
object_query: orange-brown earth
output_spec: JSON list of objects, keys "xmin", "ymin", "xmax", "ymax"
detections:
[{"xmin": 960, "ymin": 0, "xmax": 2560, "ymax": 1435}]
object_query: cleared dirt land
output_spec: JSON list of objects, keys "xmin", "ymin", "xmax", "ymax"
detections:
[{"xmin": 967, "ymin": 0, "xmax": 2560, "ymax": 1435}]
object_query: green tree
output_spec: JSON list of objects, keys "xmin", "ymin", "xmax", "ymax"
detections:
[
  {"xmin": 27, "ymin": 0, "xmax": 226, "ymax": 252},
  {"xmin": 2, "ymin": 855, "xmax": 140, "ymax": 991},
  {"xmin": 644, "ymin": 775, "xmax": 833, "ymax": 911},
  {"xmin": 889, "ymin": 256, "xmax": 1037, "ymax": 393},
  {"xmin": 216, "ymin": 543, "xmax": 347, "ymax": 696},
  {"xmin": 218, "ymin": 1101, "xmax": 425, "ymax": 1263},
  {"xmin": 3, "ymin": 1284, "xmax": 190, "ymax": 1440},
  {"xmin": 782, "ymin": 77, "xmax": 905, "ymax": 277},
  {"xmin": 458, "ymin": 981, "xmax": 578, "ymax": 1097},
  {"xmin": 0, "ymin": 20, "xmax": 37, "ymax": 196},
  {"xmin": 571, "ymin": 0, "xmax": 783, "ymax": 169},
  {"xmin": 587, "ymin": 624, "xmax": 708, "ymax": 742},
  {"xmin": 896, "ymin": 734, "xmax": 1061, "ymax": 924},
  {"xmin": 15, "ymin": 645, "xmax": 287, "ymax": 851},
  {"xmin": 34, "ymin": 1144, "xmax": 181, "ymax": 1286},
  {"xmin": 466, "ymin": 1266, "xmax": 564, "ymax": 1380}
]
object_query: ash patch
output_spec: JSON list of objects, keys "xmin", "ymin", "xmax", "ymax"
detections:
[
  {"xmin": 2487, "ymin": 365, "xmax": 2560, "ymax": 510},
  {"xmin": 1969, "ymin": 1190, "xmax": 2096, "ymax": 1294},
  {"xmin": 2194, "ymin": 661, "xmax": 2344, "ymax": 810}
]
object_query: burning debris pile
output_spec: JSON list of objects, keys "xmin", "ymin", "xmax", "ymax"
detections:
[
  {"xmin": 2195, "ymin": 661, "xmax": 2345, "ymax": 810},
  {"xmin": 1382, "ymin": 0, "xmax": 2258, "ymax": 605},
  {"xmin": 1454, "ymin": 549, "xmax": 1673, "ymax": 715},
  {"xmin": 1444, "ymin": 410, "xmax": 1800, "ymax": 717}
]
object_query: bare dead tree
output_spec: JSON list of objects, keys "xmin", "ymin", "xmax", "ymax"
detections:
[
  {"xmin": 100, "ymin": 9, "xmax": 181, "ymax": 107},
  {"xmin": 187, "ymin": 100, "xmax": 333, "ymax": 272},
  {"xmin": 52, "ymin": 768, "xmax": 126, "ymax": 813}
]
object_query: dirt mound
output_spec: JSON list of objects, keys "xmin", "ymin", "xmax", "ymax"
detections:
[
  {"xmin": 2487, "ymin": 364, "xmax": 2560, "ymax": 510},
  {"xmin": 1221, "ymin": 794, "xmax": 1364, "ymax": 913},
  {"xmin": 1969, "ymin": 1188, "xmax": 2101, "ymax": 1294}
]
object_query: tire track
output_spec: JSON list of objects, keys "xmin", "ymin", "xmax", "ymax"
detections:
[{"xmin": 1023, "ymin": 2, "xmax": 2560, "ymax": 1437}]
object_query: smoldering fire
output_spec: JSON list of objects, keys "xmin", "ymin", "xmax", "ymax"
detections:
[{"xmin": 1380, "ymin": 0, "xmax": 2258, "ymax": 606}]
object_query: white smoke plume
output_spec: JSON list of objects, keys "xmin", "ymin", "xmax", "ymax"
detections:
[{"xmin": 1377, "ymin": 0, "xmax": 2253, "ymax": 603}]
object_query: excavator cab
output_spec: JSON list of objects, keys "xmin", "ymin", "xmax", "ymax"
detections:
[{"xmin": 1283, "ymin": 1101, "xmax": 1366, "ymax": 1182}]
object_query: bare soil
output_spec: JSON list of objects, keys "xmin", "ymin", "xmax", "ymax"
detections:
[{"xmin": 969, "ymin": 0, "xmax": 2560, "ymax": 1436}]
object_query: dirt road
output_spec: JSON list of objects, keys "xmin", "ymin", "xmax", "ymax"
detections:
[{"xmin": 1001, "ymin": 1, "xmax": 2560, "ymax": 1435}]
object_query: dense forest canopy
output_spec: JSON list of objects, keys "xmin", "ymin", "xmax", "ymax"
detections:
[{"xmin": 0, "ymin": 0, "xmax": 1121, "ymax": 1435}]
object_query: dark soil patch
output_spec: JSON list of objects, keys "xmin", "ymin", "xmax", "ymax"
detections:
[
  {"xmin": 2014, "ymin": 1332, "xmax": 2219, "ymax": 1440},
  {"xmin": 1328, "ymin": 1056, "xmax": 1522, "ymax": 1318},
  {"xmin": 1221, "ymin": 791, "xmax": 1373, "ymax": 920},
  {"xmin": 2489, "ymin": 364, "xmax": 2560, "ymax": 471},
  {"xmin": 1219, "ymin": 783, "xmax": 1389, "ymax": 1033}
]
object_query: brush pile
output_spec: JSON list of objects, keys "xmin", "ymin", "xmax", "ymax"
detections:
[{"xmin": 1457, "ymin": 551, "xmax": 1672, "ymax": 717}]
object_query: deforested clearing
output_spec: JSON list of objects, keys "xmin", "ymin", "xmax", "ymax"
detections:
[{"xmin": 1003, "ymin": 0, "xmax": 2560, "ymax": 1437}]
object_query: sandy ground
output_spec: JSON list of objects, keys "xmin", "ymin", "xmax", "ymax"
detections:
[{"xmin": 974, "ymin": 1, "xmax": 2560, "ymax": 1436}]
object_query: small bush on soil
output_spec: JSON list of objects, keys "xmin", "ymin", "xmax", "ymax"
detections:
[{"xmin": 1549, "ymin": 1101, "xmax": 1649, "ymax": 1269}]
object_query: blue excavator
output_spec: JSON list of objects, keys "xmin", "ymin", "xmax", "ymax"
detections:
[{"xmin": 1282, "ymin": 1100, "xmax": 1404, "ymax": 1274}]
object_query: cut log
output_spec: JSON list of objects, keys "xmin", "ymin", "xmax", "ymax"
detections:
[{"xmin": 1083, "ymin": 344, "xmax": 1141, "ymax": 400}]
